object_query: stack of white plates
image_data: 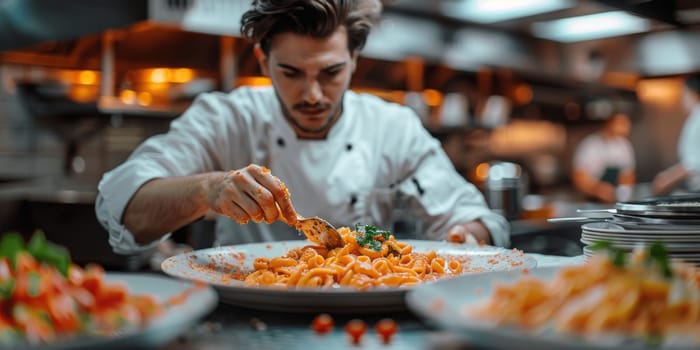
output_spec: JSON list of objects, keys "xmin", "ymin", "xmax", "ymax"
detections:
[{"xmin": 581, "ymin": 221, "xmax": 700, "ymax": 265}]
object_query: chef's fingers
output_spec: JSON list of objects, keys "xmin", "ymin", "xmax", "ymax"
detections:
[
  {"xmin": 250, "ymin": 165, "xmax": 298, "ymax": 225},
  {"xmin": 446, "ymin": 225, "xmax": 479, "ymax": 245},
  {"xmin": 225, "ymin": 168, "xmax": 266, "ymax": 222},
  {"xmin": 217, "ymin": 198, "xmax": 250, "ymax": 224}
]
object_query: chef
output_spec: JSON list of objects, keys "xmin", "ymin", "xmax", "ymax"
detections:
[
  {"xmin": 95, "ymin": 0, "xmax": 509, "ymax": 255},
  {"xmin": 652, "ymin": 74, "xmax": 700, "ymax": 195},
  {"xmin": 572, "ymin": 112, "xmax": 636, "ymax": 203}
]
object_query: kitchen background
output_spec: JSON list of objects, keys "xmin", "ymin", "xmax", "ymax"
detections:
[{"xmin": 0, "ymin": 0, "xmax": 698, "ymax": 268}]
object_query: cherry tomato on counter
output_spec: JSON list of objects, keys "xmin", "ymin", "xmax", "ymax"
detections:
[
  {"xmin": 375, "ymin": 318, "xmax": 398, "ymax": 344},
  {"xmin": 344, "ymin": 319, "xmax": 367, "ymax": 345},
  {"xmin": 311, "ymin": 313, "xmax": 334, "ymax": 335}
]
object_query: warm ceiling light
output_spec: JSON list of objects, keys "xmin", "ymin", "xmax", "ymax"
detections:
[
  {"xmin": 172, "ymin": 68, "xmax": 194, "ymax": 83},
  {"xmin": 422, "ymin": 89, "xmax": 442, "ymax": 107},
  {"xmin": 120, "ymin": 89, "xmax": 137, "ymax": 104},
  {"xmin": 149, "ymin": 68, "xmax": 169, "ymax": 84},
  {"xmin": 77, "ymin": 70, "xmax": 99, "ymax": 85},
  {"xmin": 235, "ymin": 76, "xmax": 272, "ymax": 87},
  {"xmin": 532, "ymin": 11, "xmax": 651, "ymax": 42},
  {"xmin": 443, "ymin": 0, "xmax": 573, "ymax": 23}
]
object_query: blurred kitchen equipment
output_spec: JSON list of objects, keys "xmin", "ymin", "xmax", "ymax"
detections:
[
  {"xmin": 480, "ymin": 95, "xmax": 510, "ymax": 128},
  {"xmin": 439, "ymin": 92, "xmax": 469, "ymax": 127},
  {"xmin": 484, "ymin": 161, "xmax": 527, "ymax": 220}
]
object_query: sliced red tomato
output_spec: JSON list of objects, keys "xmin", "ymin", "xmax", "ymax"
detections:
[
  {"xmin": 12, "ymin": 303, "xmax": 55, "ymax": 345},
  {"xmin": 67, "ymin": 286, "xmax": 96, "ymax": 310},
  {"xmin": 96, "ymin": 282, "xmax": 128, "ymax": 308},
  {"xmin": 67, "ymin": 264, "xmax": 85, "ymax": 286},
  {"xmin": 14, "ymin": 252, "xmax": 39, "ymax": 275},
  {"xmin": 47, "ymin": 293, "xmax": 80, "ymax": 333},
  {"xmin": 80, "ymin": 266, "xmax": 105, "ymax": 297}
]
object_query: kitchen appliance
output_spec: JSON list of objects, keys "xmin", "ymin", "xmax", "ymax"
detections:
[{"xmin": 484, "ymin": 161, "xmax": 528, "ymax": 220}]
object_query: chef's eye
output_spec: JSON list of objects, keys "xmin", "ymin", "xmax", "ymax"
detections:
[
  {"xmin": 323, "ymin": 69, "xmax": 341, "ymax": 77},
  {"xmin": 282, "ymin": 71, "xmax": 300, "ymax": 78}
]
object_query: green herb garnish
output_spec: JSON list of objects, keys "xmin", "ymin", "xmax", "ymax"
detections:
[
  {"xmin": 0, "ymin": 230, "xmax": 71, "ymax": 277},
  {"xmin": 355, "ymin": 224, "xmax": 391, "ymax": 251},
  {"xmin": 589, "ymin": 240, "xmax": 673, "ymax": 278},
  {"xmin": 589, "ymin": 240, "xmax": 627, "ymax": 267},
  {"xmin": 647, "ymin": 242, "xmax": 672, "ymax": 278}
]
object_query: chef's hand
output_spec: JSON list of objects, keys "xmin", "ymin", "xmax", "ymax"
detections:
[
  {"xmin": 446, "ymin": 221, "xmax": 491, "ymax": 245},
  {"xmin": 207, "ymin": 164, "xmax": 298, "ymax": 225},
  {"xmin": 652, "ymin": 163, "xmax": 688, "ymax": 196}
]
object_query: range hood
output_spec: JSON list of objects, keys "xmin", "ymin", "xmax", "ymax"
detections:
[
  {"xmin": 0, "ymin": 0, "xmax": 146, "ymax": 52},
  {"xmin": 0, "ymin": 0, "xmax": 253, "ymax": 52},
  {"xmin": 0, "ymin": 0, "xmax": 246, "ymax": 117}
]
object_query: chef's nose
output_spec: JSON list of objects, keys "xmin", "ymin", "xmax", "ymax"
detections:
[{"xmin": 303, "ymin": 79, "xmax": 322, "ymax": 104}]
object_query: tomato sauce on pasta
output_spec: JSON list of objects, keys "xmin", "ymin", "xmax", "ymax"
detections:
[
  {"xmin": 469, "ymin": 248, "xmax": 700, "ymax": 343},
  {"xmin": 240, "ymin": 227, "xmax": 464, "ymax": 290}
]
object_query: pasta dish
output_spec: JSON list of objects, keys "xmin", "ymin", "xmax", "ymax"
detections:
[
  {"xmin": 241, "ymin": 225, "xmax": 465, "ymax": 290},
  {"xmin": 469, "ymin": 242, "xmax": 700, "ymax": 344},
  {"xmin": 0, "ymin": 231, "xmax": 164, "ymax": 346}
]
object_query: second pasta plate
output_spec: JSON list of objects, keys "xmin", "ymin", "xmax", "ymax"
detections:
[{"xmin": 161, "ymin": 239, "xmax": 536, "ymax": 313}]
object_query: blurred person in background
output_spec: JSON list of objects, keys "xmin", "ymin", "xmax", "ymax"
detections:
[
  {"xmin": 652, "ymin": 74, "xmax": 700, "ymax": 195},
  {"xmin": 94, "ymin": 0, "xmax": 509, "ymax": 259},
  {"xmin": 572, "ymin": 112, "xmax": 636, "ymax": 203}
]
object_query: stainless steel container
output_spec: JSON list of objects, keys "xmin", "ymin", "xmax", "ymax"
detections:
[{"xmin": 485, "ymin": 162, "xmax": 527, "ymax": 220}]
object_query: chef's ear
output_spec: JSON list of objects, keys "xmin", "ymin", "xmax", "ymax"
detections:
[{"xmin": 254, "ymin": 44, "xmax": 270, "ymax": 76}]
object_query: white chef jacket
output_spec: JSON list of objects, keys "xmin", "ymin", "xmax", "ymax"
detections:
[
  {"xmin": 573, "ymin": 133, "xmax": 635, "ymax": 181},
  {"xmin": 95, "ymin": 86, "xmax": 509, "ymax": 254},
  {"xmin": 679, "ymin": 106, "xmax": 700, "ymax": 191}
]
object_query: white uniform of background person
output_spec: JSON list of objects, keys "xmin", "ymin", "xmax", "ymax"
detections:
[
  {"xmin": 95, "ymin": 86, "xmax": 509, "ymax": 254},
  {"xmin": 574, "ymin": 132, "xmax": 635, "ymax": 200},
  {"xmin": 678, "ymin": 105, "xmax": 700, "ymax": 191},
  {"xmin": 573, "ymin": 133, "xmax": 635, "ymax": 190}
]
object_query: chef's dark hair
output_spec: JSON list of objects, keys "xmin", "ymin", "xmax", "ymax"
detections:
[
  {"xmin": 686, "ymin": 74, "xmax": 700, "ymax": 96},
  {"xmin": 241, "ymin": 0, "xmax": 381, "ymax": 55}
]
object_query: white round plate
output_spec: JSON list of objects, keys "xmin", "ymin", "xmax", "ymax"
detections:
[
  {"xmin": 582, "ymin": 247, "xmax": 700, "ymax": 260},
  {"xmin": 16, "ymin": 272, "xmax": 218, "ymax": 350},
  {"xmin": 581, "ymin": 231, "xmax": 700, "ymax": 242},
  {"xmin": 582, "ymin": 222, "xmax": 700, "ymax": 235},
  {"xmin": 580, "ymin": 237, "xmax": 700, "ymax": 251},
  {"xmin": 406, "ymin": 266, "xmax": 700, "ymax": 350},
  {"xmin": 161, "ymin": 239, "xmax": 536, "ymax": 313}
]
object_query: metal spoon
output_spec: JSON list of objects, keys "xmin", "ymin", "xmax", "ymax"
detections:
[
  {"xmin": 546, "ymin": 216, "xmax": 601, "ymax": 223},
  {"xmin": 294, "ymin": 215, "xmax": 344, "ymax": 249}
]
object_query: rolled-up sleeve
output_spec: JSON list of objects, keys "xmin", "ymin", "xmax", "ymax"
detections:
[
  {"xmin": 95, "ymin": 161, "xmax": 172, "ymax": 254},
  {"xmin": 95, "ymin": 92, "xmax": 235, "ymax": 254}
]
